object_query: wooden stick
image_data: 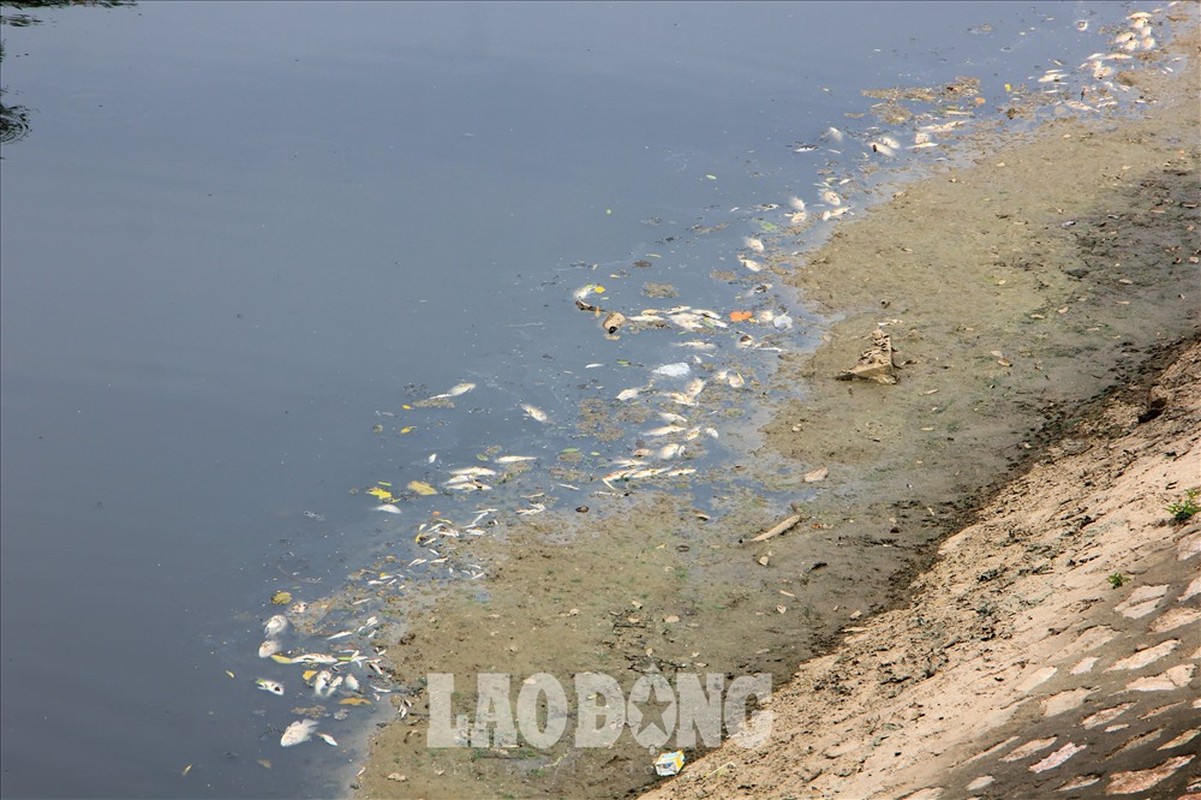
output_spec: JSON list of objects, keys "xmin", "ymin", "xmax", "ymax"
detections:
[{"xmin": 749, "ymin": 503, "xmax": 805, "ymax": 543}]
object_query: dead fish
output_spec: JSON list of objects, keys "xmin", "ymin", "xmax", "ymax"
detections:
[
  {"xmin": 313, "ymin": 670, "xmax": 333, "ymax": 697},
  {"xmin": 280, "ymin": 719, "xmax": 318, "ymax": 747},
  {"xmin": 449, "ymin": 466, "xmax": 497, "ymax": 477},
  {"xmin": 430, "ymin": 382, "xmax": 475, "ymax": 400},
  {"xmin": 326, "ymin": 630, "xmax": 354, "ymax": 641},
  {"xmin": 673, "ymin": 340, "xmax": 716, "ymax": 350},
  {"xmin": 616, "ymin": 387, "xmax": 644, "ymax": 401},
  {"xmin": 520, "ymin": 403, "xmax": 548, "ymax": 423},
  {"xmin": 684, "ymin": 378, "xmax": 706, "ymax": 398},
  {"xmin": 744, "ymin": 236, "xmax": 765, "ymax": 253},
  {"xmin": 820, "ymin": 189, "xmax": 842, "ymax": 206},
  {"xmin": 657, "ymin": 443, "xmax": 685, "ymax": 460},
  {"xmin": 259, "ymin": 640, "xmax": 282, "ymax": 659},
  {"xmin": 727, "ymin": 372, "xmax": 746, "ymax": 389},
  {"xmin": 658, "ymin": 411, "xmax": 689, "ymax": 424},
  {"xmin": 739, "ymin": 256, "xmax": 763, "ymax": 272},
  {"xmin": 317, "ymin": 733, "xmax": 338, "ymax": 747},
  {"xmin": 293, "ymin": 653, "xmax": 339, "ymax": 665},
  {"xmin": 373, "ymin": 504, "xmax": 402, "ymax": 514},
  {"xmin": 256, "ymin": 678, "xmax": 285, "ymax": 696},
  {"xmin": 822, "ymin": 126, "xmax": 845, "ymax": 143},
  {"xmin": 644, "ymin": 424, "xmax": 686, "ymax": 437},
  {"xmin": 495, "ymin": 455, "xmax": 536, "ymax": 464},
  {"xmin": 788, "ymin": 196, "xmax": 807, "ymax": 212},
  {"xmin": 344, "ymin": 673, "xmax": 361, "ymax": 693},
  {"xmin": 821, "ymin": 207, "xmax": 850, "ymax": 221},
  {"xmin": 264, "ymin": 614, "xmax": 288, "ymax": 638}
]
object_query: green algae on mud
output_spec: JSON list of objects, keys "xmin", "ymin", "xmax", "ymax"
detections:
[{"xmin": 352, "ymin": 25, "xmax": 1198, "ymax": 800}]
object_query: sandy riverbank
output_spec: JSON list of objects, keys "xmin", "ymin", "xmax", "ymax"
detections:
[{"xmin": 355, "ymin": 8, "xmax": 1199, "ymax": 799}]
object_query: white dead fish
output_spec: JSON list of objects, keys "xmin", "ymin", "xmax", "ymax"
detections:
[
  {"xmin": 869, "ymin": 140, "xmax": 896, "ymax": 157},
  {"xmin": 644, "ymin": 424, "xmax": 686, "ymax": 437},
  {"xmin": 520, "ymin": 403, "xmax": 548, "ymax": 423},
  {"xmin": 821, "ymin": 207, "xmax": 851, "ymax": 221},
  {"xmin": 822, "ymin": 126, "xmax": 845, "ymax": 143},
  {"xmin": 788, "ymin": 196, "xmax": 807, "ymax": 212},
  {"xmin": 256, "ymin": 678, "xmax": 285, "ymax": 696},
  {"xmin": 657, "ymin": 443, "xmax": 685, "ymax": 460},
  {"xmin": 293, "ymin": 653, "xmax": 339, "ymax": 665},
  {"xmin": 658, "ymin": 411, "xmax": 689, "ymax": 424},
  {"xmin": 684, "ymin": 378, "xmax": 706, "ymax": 399},
  {"xmin": 373, "ymin": 504, "xmax": 402, "ymax": 514},
  {"xmin": 494, "ymin": 455, "xmax": 536, "ymax": 464},
  {"xmin": 673, "ymin": 340, "xmax": 716, "ymax": 350},
  {"xmin": 450, "ymin": 466, "xmax": 498, "ymax": 478},
  {"xmin": 430, "ymin": 382, "xmax": 475, "ymax": 400},
  {"xmin": 326, "ymin": 630, "xmax": 354, "ymax": 641},
  {"xmin": 666, "ymin": 391, "xmax": 696, "ymax": 406},
  {"xmin": 259, "ymin": 640, "xmax": 282, "ymax": 659},
  {"xmin": 616, "ymin": 387, "xmax": 643, "ymax": 401},
  {"xmin": 313, "ymin": 670, "xmax": 333, "ymax": 697},
  {"xmin": 743, "ymin": 236, "xmax": 765, "ymax": 253},
  {"xmin": 280, "ymin": 719, "xmax": 318, "ymax": 747},
  {"xmin": 317, "ymin": 733, "xmax": 338, "ymax": 747},
  {"xmin": 344, "ymin": 673, "xmax": 361, "ymax": 692},
  {"xmin": 739, "ymin": 256, "xmax": 763, "ymax": 272},
  {"xmin": 820, "ymin": 189, "xmax": 843, "ymax": 206},
  {"xmin": 264, "ymin": 615, "xmax": 288, "ymax": 638},
  {"xmin": 727, "ymin": 372, "xmax": 746, "ymax": 389},
  {"xmin": 653, "ymin": 362, "xmax": 691, "ymax": 378}
]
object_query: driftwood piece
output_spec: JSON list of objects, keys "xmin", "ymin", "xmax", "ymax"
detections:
[
  {"xmin": 749, "ymin": 502, "xmax": 806, "ymax": 543},
  {"xmin": 836, "ymin": 328, "xmax": 899, "ymax": 384}
]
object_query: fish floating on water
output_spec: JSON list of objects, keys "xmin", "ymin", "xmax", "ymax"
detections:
[
  {"xmin": 264, "ymin": 614, "xmax": 288, "ymax": 638},
  {"xmin": 256, "ymin": 678, "xmax": 285, "ymax": 696},
  {"xmin": 280, "ymin": 719, "xmax": 318, "ymax": 747}
]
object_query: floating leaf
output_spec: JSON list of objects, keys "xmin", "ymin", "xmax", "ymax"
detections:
[
  {"xmin": 270, "ymin": 653, "xmax": 295, "ymax": 664},
  {"xmin": 271, "ymin": 591, "xmax": 292, "ymax": 606},
  {"xmin": 339, "ymin": 697, "xmax": 373, "ymax": 706},
  {"xmin": 407, "ymin": 480, "xmax": 438, "ymax": 496},
  {"xmin": 729, "ymin": 310, "xmax": 753, "ymax": 322},
  {"xmin": 367, "ymin": 487, "xmax": 395, "ymax": 502}
]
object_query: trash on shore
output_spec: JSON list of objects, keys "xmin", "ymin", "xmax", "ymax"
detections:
[
  {"xmin": 836, "ymin": 329, "xmax": 899, "ymax": 384},
  {"xmin": 654, "ymin": 750, "xmax": 685, "ymax": 777}
]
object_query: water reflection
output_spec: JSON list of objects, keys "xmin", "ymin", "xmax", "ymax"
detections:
[{"xmin": 0, "ymin": 0, "xmax": 136, "ymax": 144}]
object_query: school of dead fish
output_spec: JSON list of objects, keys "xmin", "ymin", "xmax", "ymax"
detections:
[{"xmin": 229, "ymin": 4, "xmax": 1173, "ymax": 772}]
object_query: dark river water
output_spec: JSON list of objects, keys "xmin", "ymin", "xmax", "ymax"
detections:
[{"xmin": 0, "ymin": 2, "xmax": 1143, "ymax": 797}]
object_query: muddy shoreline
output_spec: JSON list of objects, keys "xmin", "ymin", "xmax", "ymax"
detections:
[{"xmin": 353, "ymin": 10, "xmax": 1198, "ymax": 799}]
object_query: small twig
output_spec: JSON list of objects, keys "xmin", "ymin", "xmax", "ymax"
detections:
[{"xmin": 748, "ymin": 502, "xmax": 805, "ymax": 543}]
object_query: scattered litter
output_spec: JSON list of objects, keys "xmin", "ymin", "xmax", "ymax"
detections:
[{"xmin": 654, "ymin": 750, "xmax": 685, "ymax": 777}]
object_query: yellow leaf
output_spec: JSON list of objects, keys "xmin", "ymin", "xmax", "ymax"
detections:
[
  {"xmin": 402, "ymin": 404, "xmax": 412, "ymax": 410},
  {"xmin": 270, "ymin": 653, "xmax": 294, "ymax": 664},
  {"xmin": 225, "ymin": 670, "xmax": 236, "ymax": 679},
  {"xmin": 378, "ymin": 481, "xmax": 393, "ymax": 487},
  {"xmin": 367, "ymin": 487, "xmax": 395, "ymax": 502},
  {"xmin": 408, "ymin": 480, "xmax": 438, "ymax": 496},
  {"xmin": 399, "ymin": 426, "xmax": 414, "ymax": 434},
  {"xmin": 302, "ymin": 669, "xmax": 318, "ymax": 682},
  {"xmin": 594, "ymin": 285, "xmax": 606, "ymax": 294},
  {"xmin": 257, "ymin": 759, "xmax": 272, "ymax": 770},
  {"xmin": 339, "ymin": 697, "xmax": 372, "ymax": 706},
  {"xmin": 271, "ymin": 591, "xmax": 292, "ymax": 605}
]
